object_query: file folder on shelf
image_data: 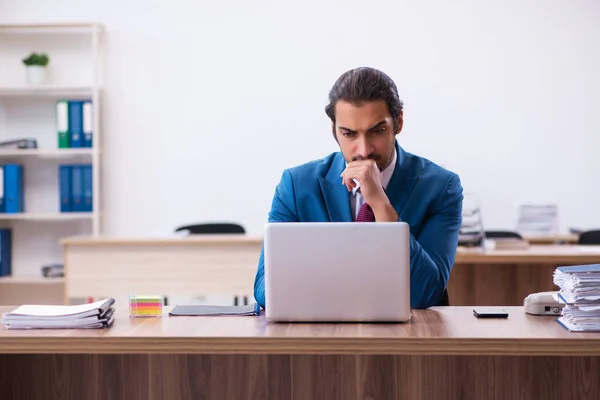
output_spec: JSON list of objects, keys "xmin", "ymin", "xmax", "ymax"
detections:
[
  {"xmin": 82, "ymin": 100, "xmax": 93, "ymax": 148},
  {"xmin": 59, "ymin": 165, "xmax": 72, "ymax": 212},
  {"xmin": 0, "ymin": 228, "xmax": 12, "ymax": 277},
  {"xmin": 68, "ymin": 100, "xmax": 84, "ymax": 148},
  {"xmin": 56, "ymin": 100, "xmax": 70, "ymax": 148},
  {"xmin": 3, "ymin": 164, "xmax": 24, "ymax": 213},
  {"xmin": 59, "ymin": 164, "xmax": 93, "ymax": 213}
]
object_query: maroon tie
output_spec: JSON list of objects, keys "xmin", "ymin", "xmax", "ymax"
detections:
[{"xmin": 356, "ymin": 202, "xmax": 375, "ymax": 222}]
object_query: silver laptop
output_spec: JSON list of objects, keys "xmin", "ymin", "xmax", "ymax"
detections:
[{"xmin": 264, "ymin": 222, "xmax": 411, "ymax": 322}]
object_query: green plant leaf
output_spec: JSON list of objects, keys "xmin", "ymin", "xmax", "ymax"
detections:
[{"xmin": 22, "ymin": 52, "xmax": 50, "ymax": 67}]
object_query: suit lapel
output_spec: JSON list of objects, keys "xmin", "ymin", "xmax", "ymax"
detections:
[
  {"xmin": 319, "ymin": 152, "xmax": 353, "ymax": 222},
  {"xmin": 385, "ymin": 142, "xmax": 418, "ymax": 217}
]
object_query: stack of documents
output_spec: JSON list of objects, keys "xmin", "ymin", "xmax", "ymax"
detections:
[
  {"xmin": 458, "ymin": 196, "xmax": 484, "ymax": 247},
  {"xmin": 553, "ymin": 264, "xmax": 600, "ymax": 331},
  {"xmin": 517, "ymin": 204, "xmax": 559, "ymax": 235},
  {"xmin": 1, "ymin": 298, "xmax": 115, "ymax": 330}
]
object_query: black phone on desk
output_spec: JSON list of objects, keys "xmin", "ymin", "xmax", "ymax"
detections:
[{"xmin": 473, "ymin": 308, "xmax": 509, "ymax": 319}]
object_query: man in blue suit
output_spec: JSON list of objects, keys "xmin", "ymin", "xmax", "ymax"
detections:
[{"xmin": 253, "ymin": 67, "xmax": 463, "ymax": 309}]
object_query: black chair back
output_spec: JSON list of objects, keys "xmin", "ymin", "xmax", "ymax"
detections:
[
  {"xmin": 175, "ymin": 223, "xmax": 245, "ymax": 235},
  {"xmin": 578, "ymin": 230, "xmax": 600, "ymax": 245},
  {"xmin": 484, "ymin": 230, "xmax": 523, "ymax": 239}
]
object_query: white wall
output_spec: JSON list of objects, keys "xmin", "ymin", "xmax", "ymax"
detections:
[{"xmin": 1, "ymin": 0, "xmax": 599, "ymax": 237}]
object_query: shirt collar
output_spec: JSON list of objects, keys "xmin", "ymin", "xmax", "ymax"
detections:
[{"xmin": 349, "ymin": 148, "xmax": 397, "ymax": 195}]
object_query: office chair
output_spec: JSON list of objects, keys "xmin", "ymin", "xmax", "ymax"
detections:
[
  {"xmin": 173, "ymin": 222, "xmax": 248, "ymax": 306},
  {"xmin": 484, "ymin": 230, "xmax": 523, "ymax": 239},
  {"xmin": 578, "ymin": 230, "xmax": 600, "ymax": 245},
  {"xmin": 175, "ymin": 222, "xmax": 246, "ymax": 235}
]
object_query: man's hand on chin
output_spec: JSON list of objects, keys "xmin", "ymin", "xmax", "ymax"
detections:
[{"xmin": 340, "ymin": 159, "xmax": 399, "ymax": 222}]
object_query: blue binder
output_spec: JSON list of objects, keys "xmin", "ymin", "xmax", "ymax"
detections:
[
  {"xmin": 59, "ymin": 165, "xmax": 72, "ymax": 212},
  {"xmin": 82, "ymin": 164, "xmax": 93, "ymax": 212},
  {"xmin": 3, "ymin": 164, "xmax": 24, "ymax": 214},
  {"xmin": 71, "ymin": 165, "xmax": 84, "ymax": 212},
  {"xmin": 0, "ymin": 165, "xmax": 4, "ymax": 213},
  {"xmin": 68, "ymin": 101, "xmax": 84, "ymax": 148},
  {"xmin": 557, "ymin": 264, "xmax": 600, "ymax": 273},
  {"xmin": 82, "ymin": 100, "xmax": 93, "ymax": 148},
  {"xmin": 0, "ymin": 229, "xmax": 12, "ymax": 277}
]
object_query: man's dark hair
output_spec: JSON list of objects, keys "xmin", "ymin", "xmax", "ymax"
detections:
[{"xmin": 325, "ymin": 67, "xmax": 404, "ymax": 133}]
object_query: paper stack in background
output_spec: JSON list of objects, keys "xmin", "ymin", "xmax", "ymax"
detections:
[
  {"xmin": 517, "ymin": 204, "xmax": 559, "ymax": 236},
  {"xmin": 553, "ymin": 264, "xmax": 600, "ymax": 332},
  {"xmin": 458, "ymin": 193, "xmax": 485, "ymax": 248},
  {"xmin": 1, "ymin": 298, "xmax": 115, "ymax": 330}
]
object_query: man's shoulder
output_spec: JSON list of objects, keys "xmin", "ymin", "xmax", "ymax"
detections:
[
  {"xmin": 404, "ymin": 149, "xmax": 460, "ymax": 185},
  {"xmin": 284, "ymin": 151, "xmax": 340, "ymax": 179}
]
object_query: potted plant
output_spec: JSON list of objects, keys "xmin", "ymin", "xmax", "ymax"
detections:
[{"xmin": 22, "ymin": 52, "xmax": 50, "ymax": 85}]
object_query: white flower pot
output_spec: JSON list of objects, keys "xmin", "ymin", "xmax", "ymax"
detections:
[{"xmin": 25, "ymin": 66, "xmax": 49, "ymax": 85}]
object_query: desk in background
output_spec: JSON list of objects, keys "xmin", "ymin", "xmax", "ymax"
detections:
[
  {"xmin": 60, "ymin": 235, "xmax": 263, "ymax": 304},
  {"xmin": 0, "ymin": 306, "xmax": 598, "ymax": 399},
  {"xmin": 523, "ymin": 233, "xmax": 579, "ymax": 245},
  {"xmin": 59, "ymin": 236, "xmax": 600, "ymax": 307},
  {"xmin": 450, "ymin": 245, "xmax": 600, "ymax": 305}
]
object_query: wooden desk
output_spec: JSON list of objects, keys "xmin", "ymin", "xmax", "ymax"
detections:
[
  {"xmin": 61, "ymin": 235, "xmax": 263, "ymax": 303},
  {"xmin": 60, "ymin": 236, "xmax": 600, "ymax": 307},
  {"xmin": 0, "ymin": 306, "xmax": 598, "ymax": 399},
  {"xmin": 450, "ymin": 245, "xmax": 600, "ymax": 306},
  {"xmin": 523, "ymin": 233, "xmax": 579, "ymax": 245}
]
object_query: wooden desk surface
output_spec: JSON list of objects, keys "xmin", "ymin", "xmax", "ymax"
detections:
[
  {"xmin": 455, "ymin": 244, "xmax": 600, "ymax": 263},
  {"xmin": 60, "ymin": 235, "xmax": 264, "ymax": 246},
  {"xmin": 1, "ymin": 306, "xmax": 599, "ymax": 356},
  {"xmin": 522, "ymin": 234, "xmax": 579, "ymax": 244}
]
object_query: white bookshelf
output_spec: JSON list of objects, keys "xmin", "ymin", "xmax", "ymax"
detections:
[
  {"xmin": 0, "ymin": 86, "xmax": 94, "ymax": 97},
  {"xmin": 0, "ymin": 23, "xmax": 103, "ymax": 302}
]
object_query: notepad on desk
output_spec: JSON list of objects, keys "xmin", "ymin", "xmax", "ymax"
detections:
[
  {"xmin": 1, "ymin": 298, "xmax": 116, "ymax": 330},
  {"xmin": 169, "ymin": 303, "xmax": 261, "ymax": 317}
]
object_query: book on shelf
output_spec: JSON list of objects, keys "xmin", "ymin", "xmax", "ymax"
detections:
[
  {"xmin": 553, "ymin": 264, "xmax": 600, "ymax": 332},
  {"xmin": 1, "ymin": 298, "xmax": 115, "ymax": 330}
]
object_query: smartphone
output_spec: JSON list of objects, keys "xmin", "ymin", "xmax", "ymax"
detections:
[{"xmin": 473, "ymin": 308, "xmax": 509, "ymax": 319}]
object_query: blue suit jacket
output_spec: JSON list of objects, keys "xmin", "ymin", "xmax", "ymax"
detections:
[{"xmin": 253, "ymin": 141, "xmax": 463, "ymax": 309}]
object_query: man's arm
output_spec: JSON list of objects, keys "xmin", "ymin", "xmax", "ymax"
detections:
[
  {"xmin": 407, "ymin": 173, "xmax": 463, "ymax": 309},
  {"xmin": 253, "ymin": 170, "xmax": 299, "ymax": 308}
]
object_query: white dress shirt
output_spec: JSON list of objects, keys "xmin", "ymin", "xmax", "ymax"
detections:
[{"xmin": 349, "ymin": 148, "xmax": 397, "ymax": 220}]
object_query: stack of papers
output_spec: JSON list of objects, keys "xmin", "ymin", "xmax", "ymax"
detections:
[
  {"xmin": 517, "ymin": 204, "xmax": 559, "ymax": 235},
  {"xmin": 1, "ymin": 298, "xmax": 115, "ymax": 330},
  {"xmin": 553, "ymin": 264, "xmax": 600, "ymax": 331},
  {"xmin": 458, "ymin": 199, "xmax": 484, "ymax": 248}
]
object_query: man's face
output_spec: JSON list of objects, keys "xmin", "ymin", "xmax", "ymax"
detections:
[{"xmin": 333, "ymin": 99, "xmax": 403, "ymax": 171}]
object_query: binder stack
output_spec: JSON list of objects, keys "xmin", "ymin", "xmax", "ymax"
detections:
[
  {"xmin": 56, "ymin": 99, "xmax": 93, "ymax": 148},
  {"xmin": 1, "ymin": 298, "xmax": 115, "ymax": 330},
  {"xmin": 553, "ymin": 264, "xmax": 600, "ymax": 332}
]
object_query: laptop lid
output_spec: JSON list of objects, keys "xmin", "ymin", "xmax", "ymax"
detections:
[{"xmin": 264, "ymin": 222, "xmax": 411, "ymax": 322}]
